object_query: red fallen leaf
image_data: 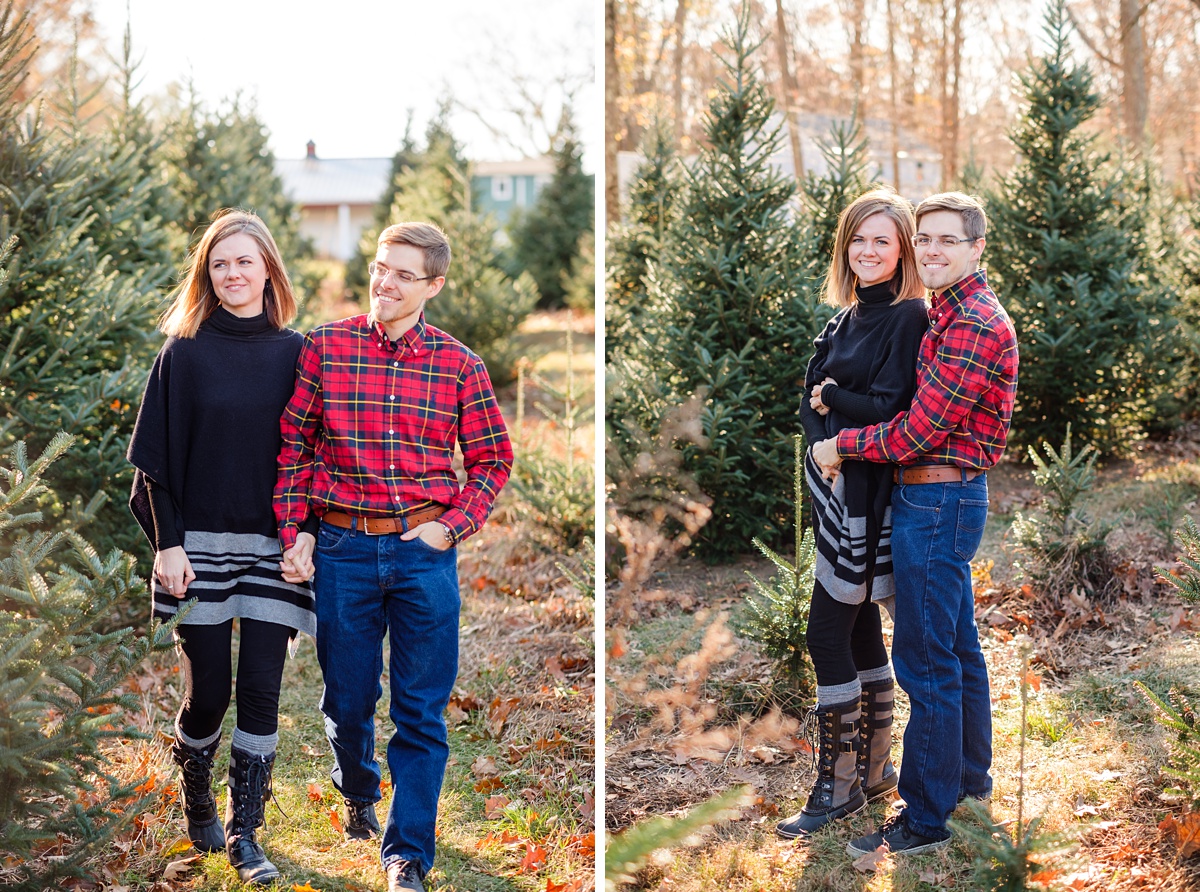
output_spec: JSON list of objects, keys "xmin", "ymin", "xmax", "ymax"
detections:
[
  {"xmin": 484, "ymin": 795, "xmax": 511, "ymax": 818},
  {"xmin": 134, "ymin": 774, "xmax": 156, "ymax": 795},
  {"xmin": 292, "ymin": 884, "xmax": 320, "ymax": 892},
  {"xmin": 608, "ymin": 630, "xmax": 626, "ymax": 659},
  {"xmin": 329, "ymin": 807, "xmax": 343, "ymax": 835},
  {"xmin": 1030, "ymin": 869, "xmax": 1062, "ymax": 883},
  {"xmin": 1161, "ymin": 812, "xmax": 1200, "ymax": 857},
  {"xmin": 1023, "ymin": 670, "xmax": 1042, "ymax": 693},
  {"xmin": 578, "ymin": 790, "xmax": 594, "ymax": 821},
  {"xmin": 545, "ymin": 655, "xmax": 567, "ymax": 683},
  {"xmin": 546, "ymin": 880, "xmax": 585, "ymax": 892},
  {"xmin": 488, "ymin": 697, "xmax": 521, "ymax": 738},
  {"xmin": 520, "ymin": 842, "xmax": 548, "ymax": 873},
  {"xmin": 568, "ymin": 832, "xmax": 595, "ymax": 857},
  {"xmin": 473, "ymin": 576, "xmax": 489, "ymax": 591},
  {"xmin": 474, "ymin": 777, "xmax": 504, "ymax": 794},
  {"xmin": 380, "ymin": 779, "xmax": 392, "ymax": 793},
  {"xmin": 307, "ymin": 783, "xmax": 323, "ymax": 802}
]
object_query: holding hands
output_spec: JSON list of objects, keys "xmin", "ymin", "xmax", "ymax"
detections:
[{"xmin": 280, "ymin": 532, "xmax": 316, "ymax": 583}]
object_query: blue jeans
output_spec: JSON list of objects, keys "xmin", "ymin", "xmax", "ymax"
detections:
[
  {"xmin": 313, "ymin": 521, "xmax": 460, "ymax": 873},
  {"xmin": 890, "ymin": 474, "xmax": 992, "ymax": 838}
]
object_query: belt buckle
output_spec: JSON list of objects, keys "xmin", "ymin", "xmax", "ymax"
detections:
[{"xmin": 362, "ymin": 516, "xmax": 387, "ymax": 536}]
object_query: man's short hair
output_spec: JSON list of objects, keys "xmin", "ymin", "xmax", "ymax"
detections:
[
  {"xmin": 915, "ymin": 192, "xmax": 988, "ymax": 241},
  {"xmin": 378, "ymin": 222, "xmax": 451, "ymax": 278}
]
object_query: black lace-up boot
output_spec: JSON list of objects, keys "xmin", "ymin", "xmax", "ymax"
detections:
[
  {"xmin": 224, "ymin": 747, "xmax": 281, "ymax": 885},
  {"xmin": 776, "ymin": 699, "xmax": 865, "ymax": 839},
  {"xmin": 171, "ymin": 736, "xmax": 225, "ymax": 853},
  {"xmin": 860, "ymin": 679, "xmax": 899, "ymax": 801}
]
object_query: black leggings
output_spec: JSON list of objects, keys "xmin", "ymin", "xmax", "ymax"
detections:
[
  {"xmin": 805, "ymin": 579, "xmax": 889, "ymax": 687},
  {"xmin": 174, "ymin": 618, "xmax": 292, "ymax": 740}
]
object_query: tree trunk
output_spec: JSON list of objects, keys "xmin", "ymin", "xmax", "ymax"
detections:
[
  {"xmin": 849, "ymin": 0, "xmax": 867, "ymax": 114},
  {"xmin": 946, "ymin": 0, "xmax": 963, "ymax": 186},
  {"xmin": 1120, "ymin": 0, "xmax": 1148, "ymax": 152},
  {"xmin": 605, "ymin": 0, "xmax": 621, "ymax": 224},
  {"xmin": 774, "ymin": 0, "xmax": 804, "ymax": 178},
  {"xmin": 887, "ymin": 0, "xmax": 900, "ymax": 188},
  {"xmin": 672, "ymin": 0, "xmax": 690, "ymax": 146}
]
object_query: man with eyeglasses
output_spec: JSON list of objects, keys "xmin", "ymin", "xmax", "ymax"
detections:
[
  {"xmin": 273, "ymin": 222, "xmax": 513, "ymax": 891},
  {"xmin": 812, "ymin": 191, "xmax": 1018, "ymax": 857}
]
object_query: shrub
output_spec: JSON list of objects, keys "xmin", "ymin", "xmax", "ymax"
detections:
[
  {"xmin": 0, "ymin": 434, "xmax": 177, "ymax": 889},
  {"xmin": 1009, "ymin": 425, "xmax": 1119, "ymax": 604}
]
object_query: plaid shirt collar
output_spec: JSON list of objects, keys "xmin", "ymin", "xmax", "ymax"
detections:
[
  {"xmin": 929, "ymin": 268, "xmax": 989, "ymax": 321},
  {"xmin": 366, "ymin": 313, "xmax": 429, "ymax": 357}
]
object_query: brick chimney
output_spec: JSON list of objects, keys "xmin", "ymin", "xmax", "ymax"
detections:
[{"xmin": 306, "ymin": 140, "xmax": 317, "ymax": 160}]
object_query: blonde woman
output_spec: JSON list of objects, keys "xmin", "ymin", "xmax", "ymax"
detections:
[
  {"xmin": 127, "ymin": 209, "xmax": 315, "ymax": 884},
  {"xmin": 777, "ymin": 188, "xmax": 928, "ymax": 839}
]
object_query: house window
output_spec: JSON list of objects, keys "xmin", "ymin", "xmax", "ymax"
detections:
[{"xmin": 491, "ymin": 176, "xmax": 514, "ymax": 201}]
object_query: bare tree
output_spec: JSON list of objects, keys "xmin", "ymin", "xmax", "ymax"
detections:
[
  {"xmin": 774, "ymin": 0, "xmax": 805, "ymax": 176},
  {"xmin": 607, "ymin": 0, "xmax": 621, "ymax": 221}
]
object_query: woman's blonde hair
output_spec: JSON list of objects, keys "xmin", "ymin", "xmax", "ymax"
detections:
[
  {"xmin": 160, "ymin": 209, "xmax": 298, "ymax": 338},
  {"xmin": 821, "ymin": 187, "xmax": 925, "ymax": 309}
]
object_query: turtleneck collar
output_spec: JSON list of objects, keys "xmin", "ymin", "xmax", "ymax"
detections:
[
  {"xmin": 854, "ymin": 279, "xmax": 896, "ymax": 306},
  {"xmin": 205, "ymin": 304, "xmax": 275, "ymax": 336}
]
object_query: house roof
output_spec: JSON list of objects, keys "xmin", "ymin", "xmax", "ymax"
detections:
[{"xmin": 276, "ymin": 157, "xmax": 391, "ymax": 206}]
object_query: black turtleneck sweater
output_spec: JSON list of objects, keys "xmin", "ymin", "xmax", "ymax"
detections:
[{"xmin": 800, "ymin": 280, "xmax": 929, "ymax": 446}]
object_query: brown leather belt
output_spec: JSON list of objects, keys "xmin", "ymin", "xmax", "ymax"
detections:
[
  {"xmin": 893, "ymin": 465, "xmax": 983, "ymax": 485},
  {"xmin": 322, "ymin": 506, "xmax": 445, "ymax": 535}
]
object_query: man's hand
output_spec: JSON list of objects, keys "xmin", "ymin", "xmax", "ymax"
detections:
[
  {"xmin": 280, "ymin": 532, "xmax": 316, "ymax": 583},
  {"xmin": 401, "ymin": 521, "xmax": 453, "ymax": 551},
  {"xmin": 155, "ymin": 546, "xmax": 195, "ymax": 598},
  {"xmin": 810, "ymin": 376, "xmax": 836, "ymax": 415},
  {"xmin": 812, "ymin": 438, "xmax": 843, "ymax": 483}
]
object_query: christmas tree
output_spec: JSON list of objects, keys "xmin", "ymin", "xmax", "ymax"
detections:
[
  {"xmin": 507, "ymin": 111, "xmax": 594, "ymax": 308},
  {"xmin": 985, "ymin": 0, "xmax": 1176, "ymax": 455},
  {"xmin": 0, "ymin": 434, "xmax": 176, "ymax": 889},
  {"xmin": 617, "ymin": 2, "xmax": 824, "ymax": 556}
]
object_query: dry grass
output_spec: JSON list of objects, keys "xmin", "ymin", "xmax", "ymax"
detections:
[{"xmin": 606, "ymin": 427, "xmax": 1200, "ymax": 891}]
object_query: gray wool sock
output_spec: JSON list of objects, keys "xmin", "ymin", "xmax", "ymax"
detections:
[
  {"xmin": 817, "ymin": 679, "xmax": 862, "ymax": 708},
  {"xmin": 175, "ymin": 725, "xmax": 221, "ymax": 750},
  {"xmin": 231, "ymin": 727, "xmax": 278, "ymax": 758},
  {"xmin": 858, "ymin": 663, "xmax": 894, "ymax": 685}
]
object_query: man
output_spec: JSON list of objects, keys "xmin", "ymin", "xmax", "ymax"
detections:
[
  {"xmin": 812, "ymin": 191, "xmax": 1018, "ymax": 857},
  {"xmin": 274, "ymin": 222, "xmax": 513, "ymax": 891}
]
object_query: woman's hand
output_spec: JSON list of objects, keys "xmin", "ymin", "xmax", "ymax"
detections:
[
  {"xmin": 280, "ymin": 532, "xmax": 316, "ymax": 583},
  {"xmin": 810, "ymin": 376, "xmax": 837, "ymax": 415},
  {"xmin": 154, "ymin": 546, "xmax": 195, "ymax": 598}
]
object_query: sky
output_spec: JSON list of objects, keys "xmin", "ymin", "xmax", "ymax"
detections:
[{"xmin": 88, "ymin": 0, "xmax": 598, "ymax": 170}]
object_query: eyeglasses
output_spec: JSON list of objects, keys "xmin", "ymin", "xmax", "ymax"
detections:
[
  {"xmin": 911, "ymin": 235, "xmax": 981, "ymax": 248},
  {"xmin": 368, "ymin": 262, "xmax": 436, "ymax": 285}
]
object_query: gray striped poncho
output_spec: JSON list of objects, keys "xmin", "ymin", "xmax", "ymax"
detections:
[{"xmin": 127, "ymin": 307, "xmax": 316, "ymax": 637}]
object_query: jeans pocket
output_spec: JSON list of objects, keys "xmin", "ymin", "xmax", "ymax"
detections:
[
  {"xmin": 410, "ymin": 536, "xmax": 456, "ymax": 557},
  {"xmin": 896, "ymin": 483, "xmax": 944, "ymax": 512},
  {"xmin": 954, "ymin": 498, "xmax": 989, "ymax": 560},
  {"xmin": 317, "ymin": 522, "xmax": 351, "ymax": 552}
]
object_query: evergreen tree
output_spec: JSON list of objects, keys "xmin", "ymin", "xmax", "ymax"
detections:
[
  {"xmin": 508, "ymin": 111, "xmax": 594, "ymax": 308},
  {"xmin": 0, "ymin": 6, "xmax": 175, "ymax": 564},
  {"xmin": 344, "ymin": 107, "xmax": 449, "ymax": 301},
  {"xmin": 605, "ymin": 118, "xmax": 681, "ymax": 362},
  {"xmin": 985, "ymin": 0, "xmax": 1177, "ymax": 455},
  {"xmin": 0, "ymin": 434, "xmax": 176, "ymax": 889},
  {"xmin": 793, "ymin": 116, "xmax": 873, "ymax": 307},
  {"xmin": 377, "ymin": 120, "xmax": 537, "ymax": 386},
  {"xmin": 562, "ymin": 228, "xmax": 596, "ymax": 311},
  {"xmin": 615, "ymin": 2, "xmax": 825, "ymax": 557},
  {"xmin": 162, "ymin": 86, "xmax": 310, "ymax": 269}
]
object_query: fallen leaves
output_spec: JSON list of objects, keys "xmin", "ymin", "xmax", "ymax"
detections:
[
  {"xmin": 1159, "ymin": 811, "xmax": 1200, "ymax": 858},
  {"xmin": 161, "ymin": 854, "xmax": 201, "ymax": 881},
  {"xmin": 851, "ymin": 846, "xmax": 890, "ymax": 873},
  {"xmin": 306, "ymin": 783, "xmax": 324, "ymax": 802},
  {"xmin": 484, "ymin": 795, "xmax": 512, "ymax": 819}
]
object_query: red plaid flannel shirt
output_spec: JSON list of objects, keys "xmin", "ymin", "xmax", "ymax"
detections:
[
  {"xmin": 274, "ymin": 314, "xmax": 513, "ymax": 550},
  {"xmin": 835, "ymin": 269, "xmax": 1018, "ymax": 468}
]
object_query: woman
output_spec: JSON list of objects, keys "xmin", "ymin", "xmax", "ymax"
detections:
[
  {"xmin": 127, "ymin": 210, "xmax": 315, "ymax": 884},
  {"xmin": 776, "ymin": 188, "xmax": 929, "ymax": 839}
]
